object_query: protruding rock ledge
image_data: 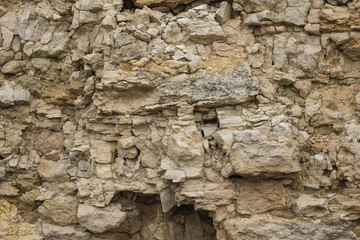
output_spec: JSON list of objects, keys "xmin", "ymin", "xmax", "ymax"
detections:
[{"xmin": 93, "ymin": 64, "xmax": 259, "ymax": 114}]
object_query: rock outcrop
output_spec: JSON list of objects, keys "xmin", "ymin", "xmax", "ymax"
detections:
[{"xmin": 0, "ymin": 0, "xmax": 360, "ymax": 239}]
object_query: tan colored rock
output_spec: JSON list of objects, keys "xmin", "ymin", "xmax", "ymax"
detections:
[
  {"xmin": 240, "ymin": 0, "xmax": 283, "ymax": 13},
  {"xmin": 340, "ymin": 38, "xmax": 360, "ymax": 61},
  {"xmin": 0, "ymin": 50, "xmax": 14, "ymax": 66},
  {"xmin": 164, "ymin": 169, "xmax": 186, "ymax": 182},
  {"xmin": 321, "ymin": 5, "xmax": 352, "ymax": 32},
  {"xmin": 160, "ymin": 187, "xmax": 176, "ymax": 212},
  {"xmin": 33, "ymin": 32, "xmax": 70, "ymax": 58},
  {"xmin": 162, "ymin": 22, "xmax": 183, "ymax": 44},
  {"xmin": 37, "ymin": 159, "xmax": 69, "ymax": 181},
  {"xmin": 38, "ymin": 197, "xmax": 78, "ymax": 226},
  {"xmin": 41, "ymin": 223, "xmax": 91, "ymax": 240},
  {"xmin": 94, "ymin": 64, "xmax": 259, "ymax": 114},
  {"xmin": 187, "ymin": 59, "xmax": 206, "ymax": 73},
  {"xmin": 236, "ymin": 180, "xmax": 285, "ymax": 214},
  {"xmin": 118, "ymin": 136, "xmax": 135, "ymax": 149},
  {"xmin": 284, "ymin": 2, "xmax": 310, "ymax": 26},
  {"xmin": 294, "ymin": 194, "xmax": 328, "ymax": 217},
  {"xmin": 117, "ymin": 146, "xmax": 139, "ymax": 159},
  {"xmin": 95, "ymin": 164, "xmax": 113, "ymax": 179},
  {"xmin": 1, "ymin": 26, "xmax": 14, "ymax": 50},
  {"xmin": 294, "ymin": 80, "xmax": 312, "ymax": 97},
  {"xmin": 1, "ymin": 60, "xmax": 22, "ymax": 74},
  {"xmin": 0, "ymin": 81, "xmax": 31, "ymax": 107},
  {"xmin": 90, "ymin": 140, "xmax": 116, "ymax": 164},
  {"xmin": 0, "ymin": 167, "xmax": 5, "ymax": 179},
  {"xmin": 330, "ymin": 32, "xmax": 350, "ymax": 45},
  {"xmin": 167, "ymin": 125, "xmax": 204, "ymax": 162},
  {"xmin": 304, "ymin": 23, "xmax": 321, "ymax": 35},
  {"xmin": 305, "ymin": 85, "xmax": 359, "ymax": 126},
  {"xmin": 78, "ymin": 204, "xmax": 126, "ymax": 233},
  {"xmin": 224, "ymin": 216, "xmax": 356, "ymax": 240},
  {"xmin": 0, "ymin": 199, "xmax": 43, "ymax": 240},
  {"xmin": 244, "ymin": 10, "xmax": 282, "ymax": 26},
  {"xmin": 0, "ymin": 182, "xmax": 19, "ymax": 196},
  {"xmin": 307, "ymin": 9, "xmax": 321, "ymax": 23},
  {"xmin": 260, "ymin": 25, "xmax": 275, "ymax": 34},
  {"xmin": 31, "ymin": 58, "xmax": 51, "ymax": 72},
  {"xmin": 188, "ymin": 17, "xmax": 225, "ymax": 44},
  {"xmin": 0, "ymin": 0, "xmax": 360, "ymax": 238},
  {"xmin": 0, "ymin": 11, "xmax": 19, "ymax": 33},
  {"xmin": 230, "ymin": 141, "xmax": 301, "ymax": 178},
  {"xmin": 330, "ymin": 195, "xmax": 360, "ymax": 220},
  {"xmin": 215, "ymin": 1, "xmax": 232, "ymax": 24}
]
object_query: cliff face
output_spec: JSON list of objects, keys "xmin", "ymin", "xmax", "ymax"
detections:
[{"xmin": 0, "ymin": 0, "xmax": 360, "ymax": 239}]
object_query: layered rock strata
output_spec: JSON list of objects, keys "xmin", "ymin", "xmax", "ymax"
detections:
[{"xmin": 0, "ymin": 0, "xmax": 360, "ymax": 239}]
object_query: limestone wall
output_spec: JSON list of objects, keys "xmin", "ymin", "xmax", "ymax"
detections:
[{"xmin": 0, "ymin": 0, "xmax": 360, "ymax": 239}]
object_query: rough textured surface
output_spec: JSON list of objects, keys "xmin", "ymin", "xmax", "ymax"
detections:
[
  {"xmin": 0, "ymin": 0, "xmax": 360, "ymax": 239},
  {"xmin": 77, "ymin": 204, "xmax": 127, "ymax": 233}
]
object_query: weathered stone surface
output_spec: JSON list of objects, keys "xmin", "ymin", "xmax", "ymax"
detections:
[
  {"xmin": 38, "ymin": 197, "xmax": 78, "ymax": 225},
  {"xmin": 230, "ymin": 141, "xmax": 301, "ymax": 177},
  {"xmin": 167, "ymin": 124, "xmax": 204, "ymax": 162},
  {"xmin": 320, "ymin": 5, "xmax": 359, "ymax": 32},
  {"xmin": 244, "ymin": 10, "xmax": 282, "ymax": 26},
  {"xmin": 0, "ymin": 0, "xmax": 360, "ymax": 239},
  {"xmin": 77, "ymin": 204, "xmax": 126, "ymax": 233},
  {"xmin": 224, "ymin": 216, "xmax": 357, "ymax": 240},
  {"xmin": 242, "ymin": 0, "xmax": 286, "ymax": 13},
  {"xmin": 284, "ymin": 4, "xmax": 310, "ymax": 26},
  {"xmin": 236, "ymin": 180, "xmax": 285, "ymax": 214},
  {"xmin": 160, "ymin": 187, "xmax": 176, "ymax": 213},
  {"xmin": 0, "ymin": 11, "xmax": 19, "ymax": 33},
  {"xmin": 1, "ymin": 60, "xmax": 22, "ymax": 74},
  {"xmin": 1, "ymin": 26, "xmax": 14, "ymax": 50},
  {"xmin": 0, "ymin": 182, "xmax": 19, "ymax": 196},
  {"xmin": 295, "ymin": 194, "xmax": 328, "ymax": 217},
  {"xmin": 0, "ymin": 50, "xmax": 14, "ymax": 66},
  {"xmin": 162, "ymin": 22, "xmax": 183, "ymax": 44},
  {"xmin": 305, "ymin": 85, "xmax": 359, "ymax": 127},
  {"xmin": 188, "ymin": 16, "xmax": 225, "ymax": 44},
  {"xmin": 0, "ymin": 81, "xmax": 31, "ymax": 107},
  {"xmin": 90, "ymin": 140, "xmax": 116, "ymax": 164},
  {"xmin": 95, "ymin": 164, "xmax": 113, "ymax": 179},
  {"xmin": 94, "ymin": 64, "xmax": 259, "ymax": 114},
  {"xmin": 37, "ymin": 159, "xmax": 69, "ymax": 181},
  {"xmin": 42, "ymin": 222, "xmax": 91, "ymax": 240},
  {"xmin": 31, "ymin": 58, "xmax": 51, "ymax": 72},
  {"xmin": 244, "ymin": 0, "xmax": 310, "ymax": 26},
  {"xmin": 215, "ymin": 2, "xmax": 232, "ymax": 24},
  {"xmin": 0, "ymin": 199, "xmax": 43, "ymax": 240},
  {"xmin": 33, "ymin": 32, "xmax": 70, "ymax": 58},
  {"xmin": 164, "ymin": 169, "xmax": 186, "ymax": 182}
]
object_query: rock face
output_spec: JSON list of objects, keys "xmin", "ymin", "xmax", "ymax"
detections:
[
  {"xmin": 0, "ymin": 0, "xmax": 360, "ymax": 239},
  {"xmin": 230, "ymin": 139, "xmax": 301, "ymax": 178},
  {"xmin": 0, "ymin": 199, "xmax": 43, "ymax": 240},
  {"xmin": 93, "ymin": 64, "xmax": 258, "ymax": 114},
  {"xmin": 77, "ymin": 204, "xmax": 126, "ymax": 233},
  {"xmin": 0, "ymin": 81, "xmax": 31, "ymax": 107},
  {"xmin": 224, "ymin": 216, "xmax": 357, "ymax": 240},
  {"xmin": 41, "ymin": 223, "xmax": 91, "ymax": 240}
]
